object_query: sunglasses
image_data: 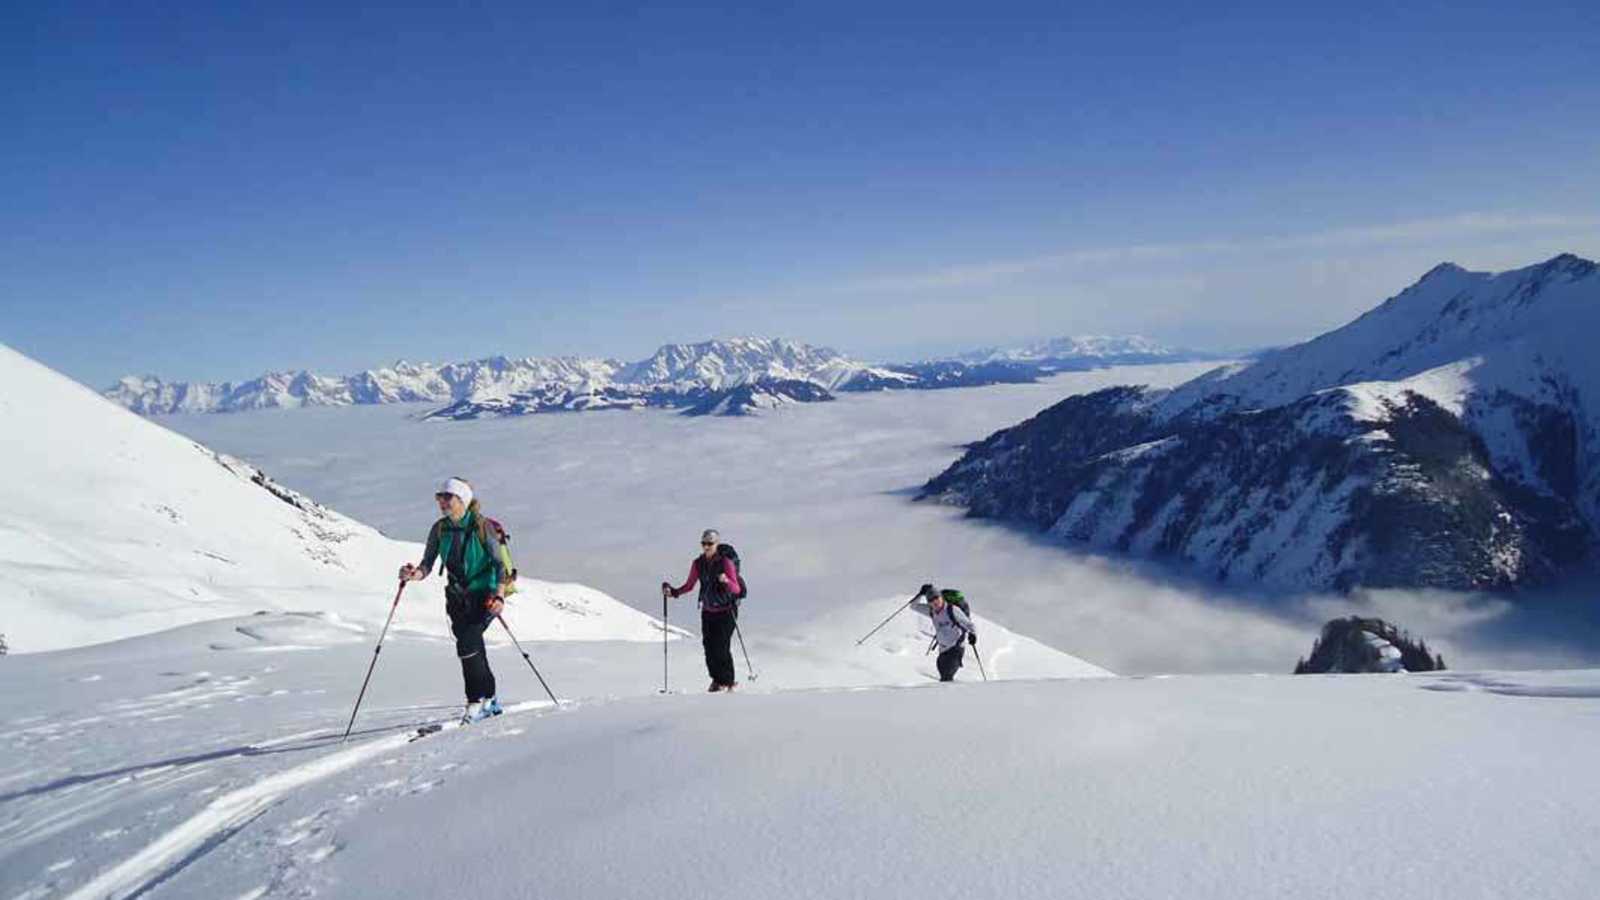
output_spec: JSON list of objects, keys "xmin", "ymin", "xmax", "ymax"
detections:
[{"xmin": 700, "ymin": 541, "xmax": 715, "ymax": 547}]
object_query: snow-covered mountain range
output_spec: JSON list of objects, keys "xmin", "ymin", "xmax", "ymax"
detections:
[
  {"xmin": 922, "ymin": 254, "xmax": 1600, "ymax": 592},
  {"xmin": 104, "ymin": 335, "xmax": 1215, "ymax": 419},
  {"xmin": 958, "ymin": 334, "xmax": 1185, "ymax": 365},
  {"xmin": 0, "ymin": 343, "xmax": 674, "ymax": 652}
]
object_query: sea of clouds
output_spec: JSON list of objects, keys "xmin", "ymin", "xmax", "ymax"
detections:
[{"xmin": 167, "ymin": 362, "xmax": 1600, "ymax": 675}]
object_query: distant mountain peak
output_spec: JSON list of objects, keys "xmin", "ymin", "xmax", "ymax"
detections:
[
  {"xmin": 1534, "ymin": 252, "xmax": 1596, "ymax": 277},
  {"xmin": 956, "ymin": 334, "xmax": 1188, "ymax": 365}
]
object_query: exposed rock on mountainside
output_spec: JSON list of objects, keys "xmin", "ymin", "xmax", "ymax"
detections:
[{"xmin": 922, "ymin": 255, "xmax": 1600, "ymax": 592}]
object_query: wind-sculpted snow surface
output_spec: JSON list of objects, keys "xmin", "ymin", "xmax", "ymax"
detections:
[
  {"xmin": 924, "ymin": 254, "xmax": 1600, "ymax": 592},
  {"xmin": 0, "ymin": 597, "xmax": 1103, "ymax": 899},
  {"xmin": 3, "ymin": 614, "xmax": 1594, "ymax": 900}
]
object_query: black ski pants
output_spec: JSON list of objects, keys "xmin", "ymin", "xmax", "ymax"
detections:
[
  {"xmin": 448, "ymin": 596, "xmax": 498, "ymax": 702},
  {"xmin": 702, "ymin": 608, "xmax": 737, "ymax": 687},
  {"xmin": 936, "ymin": 644, "xmax": 966, "ymax": 682}
]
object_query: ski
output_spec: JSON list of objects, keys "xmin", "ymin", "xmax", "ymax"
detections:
[{"xmin": 409, "ymin": 723, "xmax": 444, "ymax": 742}]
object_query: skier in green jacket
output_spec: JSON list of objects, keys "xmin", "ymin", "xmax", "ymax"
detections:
[{"xmin": 400, "ymin": 477, "xmax": 508, "ymax": 723}]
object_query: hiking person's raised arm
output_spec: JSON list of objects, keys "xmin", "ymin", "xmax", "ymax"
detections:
[
  {"xmin": 401, "ymin": 519, "xmax": 443, "ymax": 582},
  {"xmin": 665, "ymin": 561, "xmax": 700, "ymax": 599}
]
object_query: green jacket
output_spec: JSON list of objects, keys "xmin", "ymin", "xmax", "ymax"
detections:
[{"xmin": 419, "ymin": 511, "xmax": 505, "ymax": 595}]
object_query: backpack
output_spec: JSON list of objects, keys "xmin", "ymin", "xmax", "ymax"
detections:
[
  {"xmin": 485, "ymin": 517, "xmax": 519, "ymax": 596},
  {"xmin": 716, "ymin": 543, "xmax": 748, "ymax": 601},
  {"xmin": 437, "ymin": 514, "xmax": 520, "ymax": 596}
]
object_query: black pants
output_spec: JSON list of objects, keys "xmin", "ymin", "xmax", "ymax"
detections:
[
  {"xmin": 702, "ymin": 608, "xmax": 737, "ymax": 687},
  {"xmin": 936, "ymin": 644, "xmax": 966, "ymax": 682},
  {"xmin": 448, "ymin": 599, "xmax": 498, "ymax": 703}
]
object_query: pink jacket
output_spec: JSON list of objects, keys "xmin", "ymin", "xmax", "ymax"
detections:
[{"xmin": 671, "ymin": 556, "xmax": 742, "ymax": 601}]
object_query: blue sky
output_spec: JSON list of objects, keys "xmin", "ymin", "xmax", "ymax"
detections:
[{"xmin": 4, "ymin": 1, "xmax": 1598, "ymax": 387}]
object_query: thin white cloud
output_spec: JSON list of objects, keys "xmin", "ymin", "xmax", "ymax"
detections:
[{"xmin": 841, "ymin": 212, "xmax": 1600, "ymax": 294}]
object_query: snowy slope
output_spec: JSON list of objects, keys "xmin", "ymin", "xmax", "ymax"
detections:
[
  {"xmin": 0, "ymin": 586, "xmax": 1108, "ymax": 899},
  {"xmin": 924, "ymin": 255, "xmax": 1600, "ymax": 591},
  {"xmin": 1154, "ymin": 255, "xmax": 1599, "ymax": 423},
  {"xmin": 1, "ymin": 618, "xmax": 1593, "ymax": 900},
  {"xmin": 0, "ymin": 344, "xmax": 671, "ymax": 651},
  {"xmin": 312, "ymin": 669, "xmax": 1600, "ymax": 900}
]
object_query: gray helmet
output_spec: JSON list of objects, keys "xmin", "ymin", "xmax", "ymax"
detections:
[{"xmin": 701, "ymin": 529, "xmax": 721, "ymax": 545}]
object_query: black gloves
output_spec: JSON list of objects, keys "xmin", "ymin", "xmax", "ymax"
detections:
[
  {"xmin": 968, "ymin": 633, "xmax": 978, "ymax": 647},
  {"xmin": 661, "ymin": 581, "xmax": 674, "ymax": 598}
]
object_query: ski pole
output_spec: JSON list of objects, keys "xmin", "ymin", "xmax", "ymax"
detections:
[
  {"xmin": 661, "ymin": 589, "xmax": 670, "ymax": 694},
  {"xmin": 971, "ymin": 640, "xmax": 989, "ymax": 682},
  {"xmin": 497, "ymin": 615, "xmax": 560, "ymax": 705},
  {"xmin": 855, "ymin": 595, "xmax": 918, "ymax": 646},
  {"xmin": 733, "ymin": 614, "xmax": 758, "ymax": 682},
  {"xmin": 342, "ymin": 580, "xmax": 407, "ymax": 742}
]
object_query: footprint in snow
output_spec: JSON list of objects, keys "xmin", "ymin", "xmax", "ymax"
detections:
[
  {"xmin": 305, "ymin": 844, "xmax": 339, "ymax": 864},
  {"xmin": 276, "ymin": 813, "xmax": 327, "ymax": 847}
]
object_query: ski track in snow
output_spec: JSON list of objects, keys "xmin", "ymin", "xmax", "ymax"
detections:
[
  {"xmin": 59, "ymin": 700, "xmax": 556, "ymax": 900},
  {"xmin": 1, "ymin": 598, "xmax": 1085, "ymax": 900},
  {"xmin": 5, "ymin": 636, "xmax": 1599, "ymax": 899}
]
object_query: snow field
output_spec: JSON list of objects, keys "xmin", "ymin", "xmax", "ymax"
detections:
[
  {"xmin": 10, "ymin": 620, "xmax": 1598, "ymax": 899},
  {"xmin": 317, "ymin": 669, "xmax": 1600, "ymax": 900},
  {"xmin": 0, "ymin": 588, "xmax": 1102, "ymax": 899}
]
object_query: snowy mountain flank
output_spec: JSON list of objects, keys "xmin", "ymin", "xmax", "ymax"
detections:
[
  {"xmin": 104, "ymin": 335, "xmax": 1215, "ymax": 420},
  {"xmin": 922, "ymin": 254, "xmax": 1600, "ymax": 592},
  {"xmin": 0, "ymin": 343, "xmax": 672, "ymax": 652}
]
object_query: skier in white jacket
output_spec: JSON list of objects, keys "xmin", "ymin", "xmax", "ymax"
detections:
[{"xmin": 910, "ymin": 584, "xmax": 977, "ymax": 682}]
